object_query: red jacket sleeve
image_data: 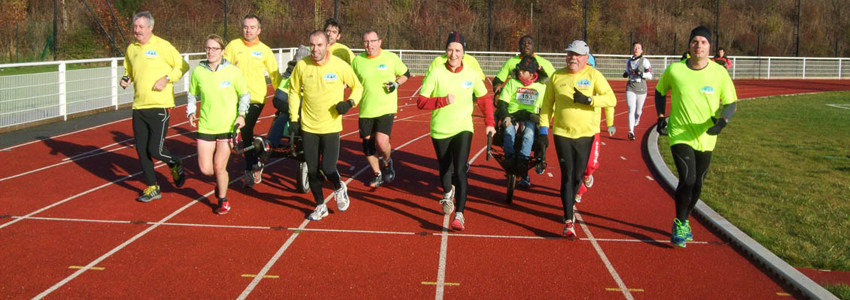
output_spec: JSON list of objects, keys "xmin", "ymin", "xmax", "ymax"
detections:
[
  {"xmin": 417, "ymin": 95, "xmax": 449, "ymax": 110},
  {"xmin": 476, "ymin": 94, "xmax": 495, "ymax": 127}
]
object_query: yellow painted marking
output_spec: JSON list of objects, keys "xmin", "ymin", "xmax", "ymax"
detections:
[
  {"xmin": 605, "ymin": 288, "xmax": 644, "ymax": 292},
  {"xmin": 777, "ymin": 292, "xmax": 791, "ymax": 296},
  {"xmin": 421, "ymin": 281, "xmax": 460, "ymax": 286},
  {"xmin": 241, "ymin": 274, "xmax": 279, "ymax": 279},
  {"xmin": 68, "ymin": 266, "xmax": 105, "ymax": 270}
]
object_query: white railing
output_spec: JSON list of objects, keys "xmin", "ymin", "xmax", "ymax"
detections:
[{"xmin": 1, "ymin": 48, "xmax": 847, "ymax": 129}]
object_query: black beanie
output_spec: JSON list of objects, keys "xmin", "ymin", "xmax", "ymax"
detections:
[
  {"xmin": 517, "ymin": 55, "xmax": 539, "ymax": 73},
  {"xmin": 689, "ymin": 26, "xmax": 711, "ymax": 44},
  {"xmin": 446, "ymin": 32, "xmax": 466, "ymax": 49}
]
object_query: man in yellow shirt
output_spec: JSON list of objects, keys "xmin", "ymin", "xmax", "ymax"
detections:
[
  {"xmin": 224, "ymin": 14, "xmax": 280, "ymax": 187},
  {"xmin": 324, "ymin": 18, "xmax": 355, "ymax": 64},
  {"xmin": 120, "ymin": 11, "xmax": 189, "ymax": 203},
  {"xmin": 289, "ymin": 30, "xmax": 363, "ymax": 221},
  {"xmin": 538, "ymin": 40, "xmax": 616, "ymax": 237}
]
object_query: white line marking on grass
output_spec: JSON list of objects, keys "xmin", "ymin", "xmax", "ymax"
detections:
[
  {"xmin": 575, "ymin": 212, "xmax": 634, "ymax": 300},
  {"xmin": 826, "ymin": 104, "xmax": 850, "ymax": 110},
  {"xmin": 33, "ymin": 157, "xmax": 286, "ymax": 299}
]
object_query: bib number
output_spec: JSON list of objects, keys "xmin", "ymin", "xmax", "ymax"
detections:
[{"xmin": 516, "ymin": 87, "xmax": 539, "ymax": 106}]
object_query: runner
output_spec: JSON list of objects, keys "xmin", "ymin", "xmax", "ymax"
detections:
[
  {"xmin": 655, "ymin": 26, "xmax": 738, "ymax": 247},
  {"xmin": 267, "ymin": 45, "xmax": 310, "ymax": 150},
  {"xmin": 325, "ymin": 18, "xmax": 356, "ymax": 64},
  {"xmin": 417, "ymin": 32, "xmax": 496, "ymax": 231},
  {"xmin": 426, "ymin": 32, "xmax": 486, "ymax": 82},
  {"xmin": 492, "ymin": 35, "xmax": 556, "ymax": 96},
  {"xmin": 288, "ymin": 30, "xmax": 363, "ymax": 221},
  {"xmin": 223, "ymin": 14, "xmax": 280, "ymax": 187},
  {"xmin": 120, "ymin": 11, "xmax": 189, "ymax": 203},
  {"xmin": 622, "ymin": 42, "xmax": 653, "ymax": 141},
  {"xmin": 496, "ymin": 55, "xmax": 547, "ymax": 188},
  {"xmin": 351, "ymin": 30, "xmax": 410, "ymax": 188},
  {"xmin": 538, "ymin": 40, "xmax": 616, "ymax": 237},
  {"xmin": 186, "ymin": 34, "xmax": 249, "ymax": 214}
]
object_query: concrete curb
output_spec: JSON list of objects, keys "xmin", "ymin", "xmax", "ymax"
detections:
[{"xmin": 647, "ymin": 126, "xmax": 838, "ymax": 300}]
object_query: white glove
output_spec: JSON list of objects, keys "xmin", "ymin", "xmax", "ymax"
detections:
[{"xmin": 607, "ymin": 126, "xmax": 616, "ymax": 136}]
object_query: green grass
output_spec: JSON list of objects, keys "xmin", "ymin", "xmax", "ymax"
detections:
[
  {"xmin": 0, "ymin": 61, "xmax": 111, "ymax": 76},
  {"xmin": 825, "ymin": 284, "xmax": 850, "ymax": 300},
  {"xmin": 657, "ymin": 91, "xmax": 850, "ymax": 273}
]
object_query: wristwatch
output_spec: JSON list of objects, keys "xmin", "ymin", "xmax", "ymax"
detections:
[{"xmin": 165, "ymin": 75, "xmax": 171, "ymax": 82}]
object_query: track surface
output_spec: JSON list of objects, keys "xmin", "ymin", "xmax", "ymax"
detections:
[{"xmin": 2, "ymin": 78, "xmax": 849, "ymax": 299}]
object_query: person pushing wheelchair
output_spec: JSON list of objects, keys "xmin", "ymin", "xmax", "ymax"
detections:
[{"xmin": 495, "ymin": 55, "xmax": 547, "ymax": 188}]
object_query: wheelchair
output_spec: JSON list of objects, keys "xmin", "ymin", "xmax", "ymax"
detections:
[
  {"xmin": 486, "ymin": 112, "xmax": 547, "ymax": 204},
  {"xmin": 265, "ymin": 112, "xmax": 311, "ymax": 194}
]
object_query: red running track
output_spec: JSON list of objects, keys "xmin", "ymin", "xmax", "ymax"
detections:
[{"xmin": 1, "ymin": 78, "xmax": 849, "ymax": 299}]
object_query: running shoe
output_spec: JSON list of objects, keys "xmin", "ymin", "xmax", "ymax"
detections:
[
  {"xmin": 137, "ymin": 185, "xmax": 161, "ymax": 203},
  {"xmin": 575, "ymin": 193, "xmax": 582, "ymax": 203},
  {"xmin": 215, "ymin": 199, "xmax": 231, "ymax": 215},
  {"xmin": 440, "ymin": 186, "xmax": 455, "ymax": 215},
  {"xmin": 369, "ymin": 172, "xmax": 383, "ymax": 188},
  {"xmin": 242, "ymin": 170, "xmax": 256, "ymax": 188},
  {"xmin": 252, "ymin": 162, "xmax": 264, "ymax": 185},
  {"xmin": 518, "ymin": 176, "xmax": 531, "ymax": 189},
  {"xmin": 583, "ymin": 174, "xmax": 594, "ymax": 188},
  {"xmin": 563, "ymin": 220, "xmax": 576, "ymax": 237},
  {"xmin": 334, "ymin": 181, "xmax": 350, "ymax": 212},
  {"xmin": 451, "ymin": 212, "xmax": 465, "ymax": 231},
  {"xmin": 671, "ymin": 218, "xmax": 688, "ymax": 247},
  {"xmin": 169, "ymin": 158, "xmax": 186, "ymax": 188},
  {"xmin": 383, "ymin": 158, "xmax": 396, "ymax": 183},
  {"xmin": 628, "ymin": 132, "xmax": 635, "ymax": 141},
  {"xmin": 308, "ymin": 204, "xmax": 329, "ymax": 221},
  {"xmin": 684, "ymin": 219, "xmax": 694, "ymax": 241}
]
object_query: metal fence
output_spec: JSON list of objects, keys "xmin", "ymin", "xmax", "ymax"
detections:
[{"xmin": 1, "ymin": 48, "xmax": 847, "ymax": 129}]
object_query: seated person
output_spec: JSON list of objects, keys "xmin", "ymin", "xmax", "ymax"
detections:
[
  {"xmin": 268, "ymin": 45, "xmax": 310, "ymax": 149},
  {"xmin": 496, "ymin": 56, "xmax": 547, "ymax": 188}
]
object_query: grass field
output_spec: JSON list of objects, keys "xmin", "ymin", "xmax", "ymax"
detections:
[{"xmin": 657, "ymin": 91, "xmax": 850, "ymax": 298}]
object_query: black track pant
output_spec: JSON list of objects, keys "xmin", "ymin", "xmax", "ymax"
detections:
[
  {"xmin": 241, "ymin": 103, "xmax": 265, "ymax": 170},
  {"xmin": 553, "ymin": 135, "xmax": 594, "ymax": 221},
  {"xmin": 431, "ymin": 131, "xmax": 472, "ymax": 213},
  {"xmin": 302, "ymin": 131, "xmax": 343, "ymax": 204},
  {"xmin": 671, "ymin": 144, "xmax": 713, "ymax": 221},
  {"xmin": 132, "ymin": 108, "xmax": 178, "ymax": 186}
]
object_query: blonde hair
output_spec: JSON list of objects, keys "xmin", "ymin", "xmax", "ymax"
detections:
[{"xmin": 206, "ymin": 34, "xmax": 226, "ymax": 49}]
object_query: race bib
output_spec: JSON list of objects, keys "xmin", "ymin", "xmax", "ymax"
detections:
[{"xmin": 515, "ymin": 87, "xmax": 539, "ymax": 105}]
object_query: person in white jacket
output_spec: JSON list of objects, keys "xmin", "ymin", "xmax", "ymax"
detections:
[{"xmin": 622, "ymin": 42, "xmax": 653, "ymax": 141}]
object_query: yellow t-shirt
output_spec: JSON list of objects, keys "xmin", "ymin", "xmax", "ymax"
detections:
[
  {"xmin": 288, "ymin": 56, "xmax": 363, "ymax": 134},
  {"xmin": 223, "ymin": 39, "xmax": 280, "ymax": 104},
  {"xmin": 123, "ymin": 35, "xmax": 189, "ymax": 109},
  {"xmin": 427, "ymin": 54, "xmax": 486, "ymax": 82},
  {"xmin": 539, "ymin": 66, "xmax": 617, "ymax": 139},
  {"xmin": 328, "ymin": 43, "xmax": 355, "ymax": 65}
]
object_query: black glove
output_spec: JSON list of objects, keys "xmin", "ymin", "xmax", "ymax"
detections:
[
  {"xmin": 336, "ymin": 99, "xmax": 354, "ymax": 114},
  {"xmin": 656, "ymin": 117, "xmax": 668, "ymax": 136},
  {"xmin": 529, "ymin": 114, "xmax": 540, "ymax": 124},
  {"xmin": 536, "ymin": 127, "xmax": 549, "ymax": 148},
  {"xmin": 384, "ymin": 81, "xmax": 399, "ymax": 93},
  {"xmin": 706, "ymin": 117, "xmax": 727, "ymax": 135},
  {"xmin": 573, "ymin": 90, "xmax": 591, "ymax": 105},
  {"xmin": 289, "ymin": 122, "xmax": 300, "ymax": 136},
  {"xmin": 622, "ymin": 71, "xmax": 629, "ymax": 78},
  {"xmin": 495, "ymin": 101, "xmax": 509, "ymax": 123}
]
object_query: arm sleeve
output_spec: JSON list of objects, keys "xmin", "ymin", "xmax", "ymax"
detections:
[
  {"xmin": 494, "ymin": 60, "xmax": 511, "ymax": 82},
  {"xmin": 234, "ymin": 71, "xmax": 250, "ymax": 115},
  {"xmin": 604, "ymin": 106, "xmax": 615, "ymax": 127},
  {"xmin": 540, "ymin": 58, "xmax": 556, "ymax": 80},
  {"xmin": 643, "ymin": 60, "xmax": 653, "ymax": 79},
  {"xmin": 466, "ymin": 55, "xmax": 486, "ymax": 81},
  {"xmin": 655, "ymin": 90, "xmax": 667, "ymax": 116},
  {"xmin": 343, "ymin": 64, "xmax": 363, "ymax": 106},
  {"xmin": 589, "ymin": 72, "xmax": 616, "ymax": 108},
  {"xmin": 720, "ymin": 102, "xmax": 736, "ymax": 120},
  {"xmin": 539, "ymin": 80, "xmax": 555, "ymax": 128},
  {"xmin": 168, "ymin": 46, "xmax": 189, "ymax": 82},
  {"xmin": 476, "ymin": 94, "xmax": 495, "ymax": 127},
  {"xmin": 123, "ymin": 49, "xmax": 132, "ymax": 79}
]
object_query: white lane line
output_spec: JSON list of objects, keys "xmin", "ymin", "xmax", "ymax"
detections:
[
  {"xmin": 33, "ymin": 157, "xmax": 286, "ymax": 299},
  {"xmin": 238, "ymin": 132, "xmax": 431, "ymax": 299},
  {"xmin": 575, "ymin": 212, "xmax": 634, "ymax": 300},
  {"xmin": 620, "ymin": 156, "xmax": 627, "ymax": 160},
  {"xmin": 0, "ymin": 153, "xmax": 198, "ymax": 230},
  {"xmin": 645, "ymin": 176, "xmax": 654, "ymax": 181}
]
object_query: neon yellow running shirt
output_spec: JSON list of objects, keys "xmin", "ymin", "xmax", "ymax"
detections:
[
  {"xmin": 655, "ymin": 60, "xmax": 738, "ymax": 151},
  {"xmin": 498, "ymin": 78, "xmax": 546, "ymax": 114},
  {"xmin": 419, "ymin": 64, "xmax": 488, "ymax": 139},
  {"xmin": 188, "ymin": 62, "xmax": 249, "ymax": 134},
  {"xmin": 426, "ymin": 54, "xmax": 486, "ymax": 81},
  {"xmin": 494, "ymin": 54, "xmax": 556, "ymax": 82},
  {"xmin": 352, "ymin": 50, "xmax": 409, "ymax": 118}
]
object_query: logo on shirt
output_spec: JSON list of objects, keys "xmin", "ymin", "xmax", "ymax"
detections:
[
  {"xmin": 462, "ymin": 81, "xmax": 473, "ymax": 89},
  {"xmin": 515, "ymin": 87, "xmax": 539, "ymax": 106},
  {"xmin": 251, "ymin": 51, "xmax": 263, "ymax": 58},
  {"xmin": 576, "ymin": 79, "xmax": 592, "ymax": 89},
  {"xmin": 144, "ymin": 50, "xmax": 158, "ymax": 58},
  {"xmin": 323, "ymin": 73, "xmax": 339, "ymax": 82},
  {"xmin": 219, "ymin": 81, "xmax": 232, "ymax": 88},
  {"xmin": 377, "ymin": 64, "xmax": 388, "ymax": 71},
  {"xmin": 700, "ymin": 86, "xmax": 715, "ymax": 95}
]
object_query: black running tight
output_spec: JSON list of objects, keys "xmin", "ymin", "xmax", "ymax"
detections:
[
  {"xmin": 431, "ymin": 131, "xmax": 472, "ymax": 213},
  {"xmin": 553, "ymin": 135, "xmax": 594, "ymax": 221},
  {"xmin": 301, "ymin": 131, "xmax": 342, "ymax": 204},
  {"xmin": 670, "ymin": 144, "xmax": 713, "ymax": 221},
  {"xmin": 241, "ymin": 103, "xmax": 265, "ymax": 170},
  {"xmin": 132, "ymin": 108, "xmax": 179, "ymax": 186}
]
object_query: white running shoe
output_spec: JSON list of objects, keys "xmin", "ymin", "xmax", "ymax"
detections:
[
  {"xmin": 451, "ymin": 212, "xmax": 465, "ymax": 231},
  {"xmin": 308, "ymin": 204, "xmax": 329, "ymax": 221},
  {"xmin": 583, "ymin": 174, "xmax": 594, "ymax": 188},
  {"xmin": 334, "ymin": 181, "xmax": 350, "ymax": 212},
  {"xmin": 440, "ymin": 186, "xmax": 455, "ymax": 215}
]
